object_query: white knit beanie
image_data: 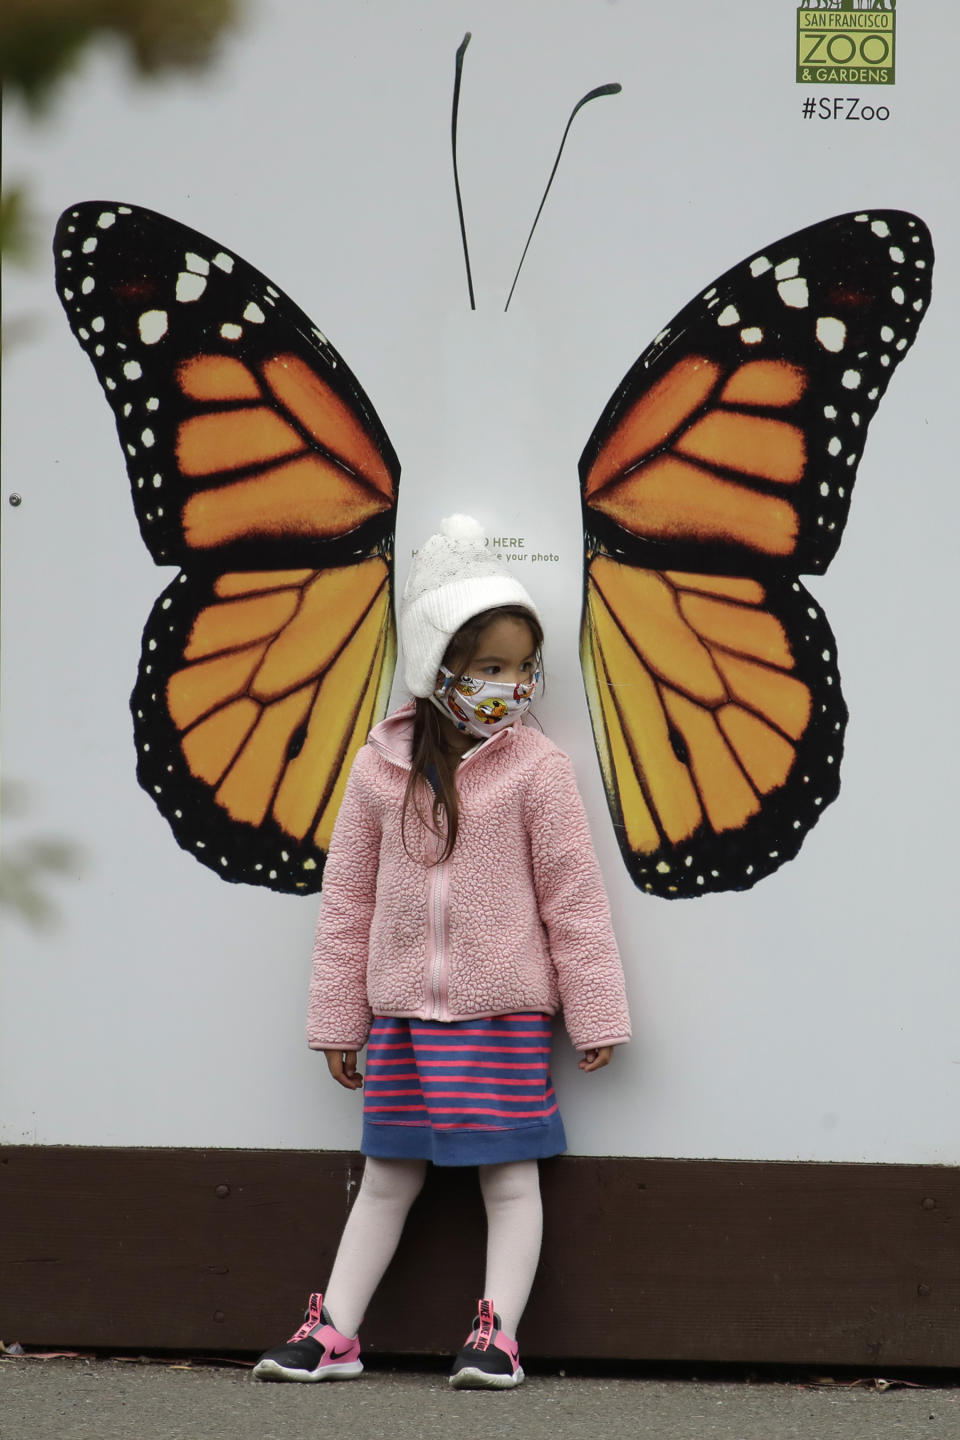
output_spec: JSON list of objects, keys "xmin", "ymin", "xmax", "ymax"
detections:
[{"xmin": 398, "ymin": 515, "xmax": 540, "ymax": 697}]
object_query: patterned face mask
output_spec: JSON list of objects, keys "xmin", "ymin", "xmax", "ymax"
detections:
[{"xmin": 430, "ymin": 666, "xmax": 540, "ymax": 739}]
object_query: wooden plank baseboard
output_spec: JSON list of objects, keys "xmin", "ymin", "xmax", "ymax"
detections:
[{"xmin": 1, "ymin": 1147, "xmax": 957, "ymax": 1367}]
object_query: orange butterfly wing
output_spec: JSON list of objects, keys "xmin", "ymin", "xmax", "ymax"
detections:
[
  {"xmin": 55, "ymin": 203, "xmax": 399, "ymax": 892},
  {"xmin": 581, "ymin": 211, "xmax": 932, "ymax": 896}
]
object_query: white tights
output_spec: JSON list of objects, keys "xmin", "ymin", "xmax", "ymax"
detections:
[{"xmin": 322, "ymin": 1156, "xmax": 543, "ymax": 1340}]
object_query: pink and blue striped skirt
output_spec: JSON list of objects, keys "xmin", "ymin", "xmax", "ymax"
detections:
[{"xmin": 361, "ymin": 1013, "xmax": 567, "ymax": 1166}]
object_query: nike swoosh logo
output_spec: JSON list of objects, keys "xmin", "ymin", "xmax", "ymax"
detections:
[{"xmin": 328, "ymin": 1345, "xmax": 354, "ymax": 1361}]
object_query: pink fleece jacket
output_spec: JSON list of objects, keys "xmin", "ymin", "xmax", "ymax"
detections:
[{"xmin": 307, "ymin": 705, "xmax": 631, "ymax": 1054}]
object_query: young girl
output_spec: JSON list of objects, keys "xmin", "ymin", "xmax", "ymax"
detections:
[{"xmin": 253, "ymin": 515, "xmax": 630, "ymax": 1390}]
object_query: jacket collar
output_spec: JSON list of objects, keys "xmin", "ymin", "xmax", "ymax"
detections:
[
  {"xmin": 367, "ymin": 702, "xmax": 417, "ymax": 768},
  {"xmin": 367, "ymin": 700, "xmax": 519, "ymax": 772}
]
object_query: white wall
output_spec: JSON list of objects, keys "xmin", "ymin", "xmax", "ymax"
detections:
[{"xmin": 3, "ymin": 0, "xmax": 957, "ymax": 1163}]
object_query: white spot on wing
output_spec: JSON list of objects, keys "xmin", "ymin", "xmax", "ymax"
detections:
[
  {"xmin": 775, "ymin": 257, "xmax": 800, "ymax": 280},
  {"xmin": 81, "ymin": 276, "xmax": 95, "ymax": 295},
  {"xmin": 778, "ymin": 277, "xmax": 809, "ymax": 309},
  {"xmin": 213, "ymin": 252, "xmax": 235, "ymax": 273},
  {"xmin": 176, "ymin": 272, "xmax": 207, "ymax": 303},
  {"xmin": 243, "ymin": 302, "xmax": 266, "ymax": 324},
  {"xmin": 220, "ymin": 322, "xmax": 243, "ymax": 341},
  {"xmin": 97, "ymin": 211, "xmax": 116, "ymax": 228},
  {"xmin": 891, "ymin": 286, "xmax": 905, "ymax": 305},
  {"xmin": 123, "ymin": 360, "xmax": 143, "ymax": 380},
  {"xmin": 740, "ymin": 327, "xmax": 763, "ymax": 345},
  {"xmin": 82, "ymin": 237, "xmax": 98, "ymax": 253},
  {"xmin": 816, "ymin": 316, "xmax": 846, "ymax": 352},
  {"xmin": 717, "ymin": 305, "xmax": 739, "ymax": 327},
  {"xmin": 139, "ymin": 310, "xmax": 169, "ymax": 345},
  {"xmin": 871, "ymin": 219, "xmax": 891, "ymax": 238},
  {"xmin": 750, "ymin": 256, "xmax": 771, "ymax": 277},
  {"xmin": 841, "ymin": 370, "xmax": 861, "ymax": 390},
  {"xmin": 185, "ymin": 252, "xmax": 210, "ymax": 276}
]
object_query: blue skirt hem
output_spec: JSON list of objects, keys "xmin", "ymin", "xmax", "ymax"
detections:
[{"xmin": 361, "ymin": 1112, "xmax": 567, "ymax": 1166}]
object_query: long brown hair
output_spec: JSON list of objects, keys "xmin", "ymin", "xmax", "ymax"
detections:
[{"xmin": 401, "ymin": 605, "xmax": 543, "ymax": 863}]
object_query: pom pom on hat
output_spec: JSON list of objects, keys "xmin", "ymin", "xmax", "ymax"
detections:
[
  {"xmin": 399, "ymin": 515, "xmax": 540, "ymax": 697},
  {"xmin": 437, "ymin": 513, "xmax": 485, "ymax": 542}
]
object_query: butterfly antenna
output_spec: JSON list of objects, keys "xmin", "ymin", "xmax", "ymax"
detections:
[
  {"xmin": 504, "ymin": 82, "xmax": 621, "ymax": 313},
  {"xmin": 452, "ymin": 32, "xmax": 476, "ymax": 311}
]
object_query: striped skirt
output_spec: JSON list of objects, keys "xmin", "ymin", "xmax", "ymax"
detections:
[{"xmin": 361, "ymin": 1013, "xmax": 567, "ymax": 1166}]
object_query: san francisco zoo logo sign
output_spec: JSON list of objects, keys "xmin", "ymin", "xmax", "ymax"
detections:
[{"xmin": 797, "ymin": 0, "xmax": 895, "ymax": 86}]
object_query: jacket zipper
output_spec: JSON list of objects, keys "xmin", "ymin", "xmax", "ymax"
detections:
[
  {"xmin": 429, "ymin": 840, "xmax": 449, "ymax": 1019},
  {"xmin": 368, "ymin": 723, "xmax": 515, "ymax": 1020}
]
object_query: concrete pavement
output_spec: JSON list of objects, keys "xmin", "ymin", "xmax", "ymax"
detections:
[{"xmin": 1, "ymin": 1357, "xmax": 957, "ymax": 1440}]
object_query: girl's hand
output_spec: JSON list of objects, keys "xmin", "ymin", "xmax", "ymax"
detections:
[
  {"xmin": 579, "ymin": 1046, "xmax": 614, "ymax": 1073},
  {"xmin": 325, "ymin": 1049, "xmax": 363, "ymax": 1090}
]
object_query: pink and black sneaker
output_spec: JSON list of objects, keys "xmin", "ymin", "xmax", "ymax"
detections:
[
  {"xmin": 449, "ymin": 1299, "xmax": 524, "ymax": 1389},
  {"xmin": 252, "ymin": 1292, "xmax": 363, "ymax": 1382}
]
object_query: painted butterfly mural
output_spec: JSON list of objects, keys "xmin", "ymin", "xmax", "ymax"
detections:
[{"xmin": 53, "ymin": 201, "xmax": 932, "ymax": 899}]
